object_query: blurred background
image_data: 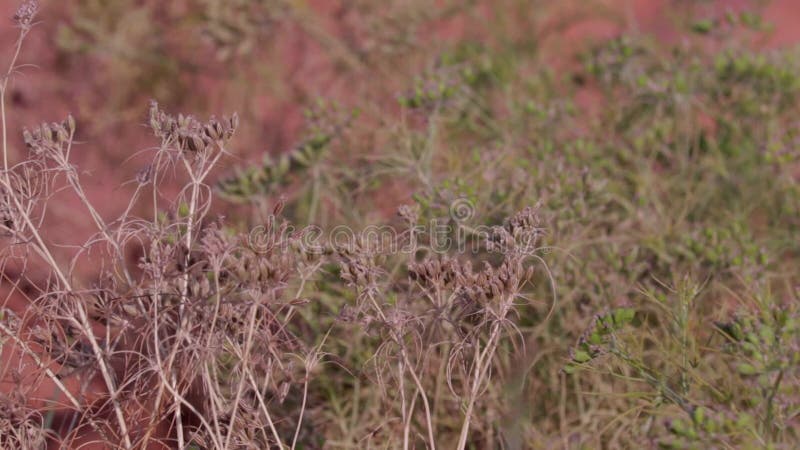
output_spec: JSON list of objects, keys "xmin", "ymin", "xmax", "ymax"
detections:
[{"xmin": 0, "ymin": 1, "xmax": 797, "ymax": 248}]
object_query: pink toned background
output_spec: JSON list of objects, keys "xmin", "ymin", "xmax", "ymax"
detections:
[{"xmin": 0, "ymin": 0, "xmax": 795, "ymax": 243}]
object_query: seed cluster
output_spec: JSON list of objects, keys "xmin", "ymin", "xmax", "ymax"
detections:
[
  {"xmin": 149, "ymin": 101, "xmax": 239, "ymax": 153},
  {"xmin": 22, "ymin": 116, "xmax": 75, "ymax": 159},
  {"xmin": 13, "ymin": 1, "xmax": 38, "ymax": 29}
]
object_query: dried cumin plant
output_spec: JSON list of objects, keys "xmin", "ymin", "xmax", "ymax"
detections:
[
  {"xmin": 335, "ymin": 205, "xmax": 544, "ymax": 449},
  {"xmin": 128, "ymin": 103, "xmax": 323, "ymax": 449},
  {"xmin": 3, "ymin": 103, "xmax": 323, "ymax": 448},
  {"xmin": 0, "ymin": 6, "xmax": 323, "ymax": 446}
]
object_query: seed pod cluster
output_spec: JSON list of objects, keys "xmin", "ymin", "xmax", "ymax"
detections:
[
  {"xmin": 204, "ymin": 114, "xmax": 239, "ymax": 142},
  {"xmin": 487, "ymin": 204, "xmax": 542, "ymax": 255},
  {"xmin": 13, "ymin": 1, "xmax": 38, "ymax": 29},
  {"xmin": 411, "ymin": 256, "xmax": 533, "ymax": 307},
  {"xmin": 405, "ymin": 207, "xmax": 540, "ymax": 316},
  {"xmin": 22, "ymin": 116, "xmax": 75, "ymax": 159},
  {"xmin": 505, "ymin": 205, "xmax": 540, "ymax": 236},
  {"xmin": 229, "ymin": 225, "xmax": 307, "ymax": 295},
  {"xmin": 335, "ymin": 241, "xmax": 381, "ymax": 288},
  {"xmin": 148, "ymin": 101, "xmax": 238, "ymax": 154},
  {"xmin": 408, "ymin": 256, "xmax": 462, "ymax": 288},
  {"xmin": 486, "ymin": 226, "xmax": 515, "ymax": 254}
]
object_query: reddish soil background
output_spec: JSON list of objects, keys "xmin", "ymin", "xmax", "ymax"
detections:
[{"xmin": 0, "ymin": 0, "xmax": 798, "ymax": 448}]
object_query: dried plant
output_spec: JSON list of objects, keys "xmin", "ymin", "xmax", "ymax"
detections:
[{"xmin": 331, "ymin": 205, "xmax": 547, "ymax": 448}]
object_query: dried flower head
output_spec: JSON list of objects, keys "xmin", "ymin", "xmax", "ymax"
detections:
[
  {"xmin": 13, "ymin": 1, "xmax": 38, "ymax": 29},
  {"xmin": 22, "ymin": 116, "xmax": 74, "ymax": 159},
  {"xmin": 335, "ymin": 239, "xmax": 384, "ymax": 288},
  {"xmin": 487, "ymin": 205, "xmax": 543, "ymax": 255},
  {"xmin": 148, "ymin": 101, "xmax": 238, "ymax": 153}
]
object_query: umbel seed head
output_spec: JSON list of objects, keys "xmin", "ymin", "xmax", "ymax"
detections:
[
  {"xmin": 148, "ymin": 100, "xmax": 238, "ymax": 152},
  {"xmin": 22, "ymin": 116, "xmax": 75, "ymax": 158},
  {"xmin": 13, "ymin": 1, "xmax": 38, "ymax": 29}
]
